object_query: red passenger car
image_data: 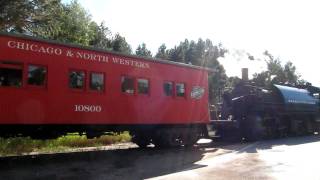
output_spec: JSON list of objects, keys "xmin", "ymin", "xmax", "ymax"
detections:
[{"xmin": 0, "ymin": 33, "xmax": 210, "ymax": 147}]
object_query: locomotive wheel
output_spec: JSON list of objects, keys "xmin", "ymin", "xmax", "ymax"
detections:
[
  {"xmin": 290, "ymin": 119, "xmax": 309, "ymax": 136},
  {"xmin": 243, "ymin": 114, "xmax": 266, "ymax": 141},
  {"xmin": 305, "ymin": 119, "xmax": 316, "ymax": 135}
]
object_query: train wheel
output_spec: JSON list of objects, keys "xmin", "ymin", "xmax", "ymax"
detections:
[
  {"xmin": 290, "ymin": 119, "xmax": 308, "ymax": 136},
  {"xmin": 153, "ymin": 136, "xmax": 169, "ymax": 148},
  {"xmin": 277, "ymin": 117, "xmax": 290, "ymax": 138},
  {"xmin": 183, "ymin": 135, "xmax": 198, "ymax": 147},
  {"xmin": 153, "ymin": 129, "xmax": 182, "ymax": 148},
  {"xmin": 132, "ymin": 134, "xmax": 151, "ymax": 148},
  {"xmin": 305, "ymin": 119, "xmax": 316, "ymax": 135},
  {"xmin": 181, "ymin": 128, "xmax": 199, "ymax": 147},
  {"xmin": 153, "ymin": 127, "xmax": 203, "ymax": 148},
  {"xmin": 154, "ymin": 135, "xmax": 181, "ymax": 148},
  {"xmin": 243, "ymin": 114, "xmax": 266, "ymax": 141}
]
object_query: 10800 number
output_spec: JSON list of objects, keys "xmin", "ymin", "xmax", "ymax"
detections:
[{"xmin": 74, "ymin": 105, "xmax": 102, "ymax": 112}]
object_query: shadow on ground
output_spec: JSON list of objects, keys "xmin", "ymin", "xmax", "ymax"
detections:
[
  {"xmin": 0, "ymin": 146, "xmax": 210, "ymax": 180},
  {"xmin": 1, "ymin": 135, "xmax": 319, "ymax": 180}
]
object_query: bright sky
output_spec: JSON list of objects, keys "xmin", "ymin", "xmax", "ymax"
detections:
[{"xmin": 70, "ymin": 0, "xmax": 320, "ymax": 86}]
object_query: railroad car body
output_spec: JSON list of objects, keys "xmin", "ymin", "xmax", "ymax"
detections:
[{"xmin": 0, "ymin": 33, "xmax": 210, "ymax": 147}]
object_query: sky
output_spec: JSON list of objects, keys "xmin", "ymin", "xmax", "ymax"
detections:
[{"xmin": 66, "ymin": 0, "xmax": 320, "ymax": 86}]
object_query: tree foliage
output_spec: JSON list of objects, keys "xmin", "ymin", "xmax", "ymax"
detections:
[
  {"xmin": 155, "ymin": 44, "xmax": 169, "ymax": 60},
  {"xmin": 0, "ymin": 0, "xmax": 61, "ymax": 33},
  {"xmin": 89, "ymin": 22, "xmax": 111, "ymax": 49},
  {"xmin": 33, "ymin": 0, "xmax": 96, "ymax": 45},
  {"xmin": 110, "ymin": 33, "xmax": 132, "ymax": 54},
  {"xmin": 252, "ymin": 51, "xmax": 301, "ymax": 87},
  {"xmin": 135, "ymin": 43, "xmax": 152, "ymax": 57},
  {"xmin": 226, "ymin": 76, "xmax": 242, "ymax": 89},
  {"xmin": 0, "ymin": 0, "xmax": 132, "ymax": 54}
]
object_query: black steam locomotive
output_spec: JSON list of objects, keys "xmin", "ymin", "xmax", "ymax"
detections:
[{"xmin": 211, "ymin": 82, "xmax": 320, "ymax": 141}]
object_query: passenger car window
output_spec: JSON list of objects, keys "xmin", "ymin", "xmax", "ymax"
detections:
[
  {"xmin": 69, "ymin": 70, "xmax": 85, "ymax": 89},
  {"xmin": 176, "ymin": 83, "xmax": 185, "ymax": 97},
  {"xmin": 163, "ymin": 81, "xmax": 173, "ymax": 96},
  {"xmin": 0, "ymin": 61, "xmax": 23, "ymax": 88},
  {"xmin": 137, "ymin": 78, "xmax": 149, "ymax": 94},
  {"xmin": 90, "ymin": 72, "xmax": 104, "ymax": 91},
  {"xmin": 121, "ymin": 76, "xmax": 134, "ymax": 94},
  {"xmin": 28, "ymin": 65, "xmax": 47, "ymax": 86}
]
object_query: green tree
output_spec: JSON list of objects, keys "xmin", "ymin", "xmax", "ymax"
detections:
[
  {"xmin": 168, "ymin": 45, "xmax": 184, "ymax": 63},
  {"xmin": 0, "ymin": 0, "xmax": 32, "ymax": 32},
  {"xmin": 0, "ymin": 0, "xmax": 61, "ymax": 33},
  {"xmin": 1, "ymin": 0, "xmax": 110, "ymax": 47},
  {"xmin": 208, "ymin": 64, "xmax": 227, "ymax": 103},
  {"xmin": 194, "ymin": 38, "xmax": 206, "ymax": 65},
  {"xmin": 252, "ymin": 51, "xmax": 301, "ymax": 87},
  {"xmin": 185, "ymin": 40, "xmax": 197, "ymax": 64},
  {"xmin": 35, "ymin": 0, "xmax": 96, "ymax": 45},
  {"xmin": 283, "ymin": 61, "xmax": 299, "ymax": 84},
  {"xmin": 135, "ymin": 43, "xmax": 152, "ymax": 57},
  {"xmin": 89, "ymin": 22, "xmax": 111, "ymax": 49},
  {"xmin": 155, "ymin": 44, "xmax": 169, "ymax": 60},
  {"xmin": 110, "ymin": 33, "xmax": 132, "ymax": 54},
  {"xmin": 226, "ymin": 76, "xmax": 242, "ymax": 89}
]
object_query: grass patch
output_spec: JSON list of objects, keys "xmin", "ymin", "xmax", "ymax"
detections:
[{"xmin": 0, "ymin": 132, "xmax": 131, "ymax": 156}]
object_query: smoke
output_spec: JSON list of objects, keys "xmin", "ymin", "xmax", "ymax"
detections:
[{"xmin": 218, "ymin": 49, "xmax": 266, "ymax": 79}]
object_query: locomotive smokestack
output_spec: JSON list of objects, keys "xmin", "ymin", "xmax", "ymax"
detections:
[{"xmin": 242, "ymin": 68, "xmax": 248, "ymax": 81}]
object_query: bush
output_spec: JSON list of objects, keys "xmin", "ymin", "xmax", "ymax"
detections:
[
  {"xmin": 56, "ymin": 135, "xmax": 97, "ymax": 148},
  {"xmin": 0, "ymin": 131, "xmax": 131, "ymax": 156},
  {"xmin": 97, "ymin": 132, "xmax": 131, "ymax": 145},
  {"xmin": 0, "ymin": 137, "xmax": 45, "ymax": 155}
]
